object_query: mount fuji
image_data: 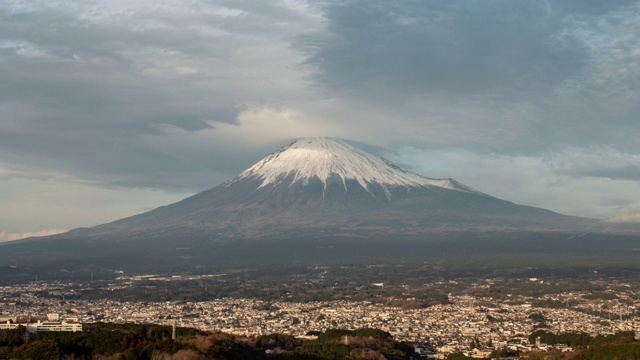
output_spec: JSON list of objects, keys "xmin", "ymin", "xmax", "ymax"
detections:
[
  {"xmin": 1, "ymin": 137, "xmax": 614, "ymax": 271},
  {"xmin": 62, "ymin": 137, "xmax": 591, "ymax": 238}
]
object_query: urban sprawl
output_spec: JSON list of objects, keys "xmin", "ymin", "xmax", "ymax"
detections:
[{"xmin": 1, "ymin": 277, "xmax": 638, "ymax": 358}]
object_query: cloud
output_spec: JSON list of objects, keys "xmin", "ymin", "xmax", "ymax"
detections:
[
  {"xmin": 301, "ymin": 1, "xmax": 588, "ymax": 96},
  {"xmin": 386, "ymin": 146, "xmax": 640, "ymax": 219},
  {"xmin": 0, "ymin": 229, "xmax": 66, "ymax": 243},
  {"xmin": 0, "ymin": 0, "xmax": 319, "ymax": 191},
  {"xmin": 0, "ymin": 167, "xmax": 190, "ymax": 233},
  {"xmin": 606, "ymin": 212, "xmax": 640, "ymax": 223},
  {"xmin": 297, "ymin": 0, "xmax": 640, "ymax": 155},
  {"xmin": 2, "ymin": 0, "xmax": 640, "ymax": 234},
  {"xmin": 543, "ymin": 148, "xmax": 640, "ymax": 181},
  {"xmin": 138, "ymin": 105, "xmax": 354, "ymax": 181}
]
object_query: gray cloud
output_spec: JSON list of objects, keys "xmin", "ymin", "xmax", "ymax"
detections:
[
  {"xmin": 578, "ymin": 167, "xmax": 640, "ymax": 182},
  {"xmin": 300, "ymin": 1, "xmax": 588, "ymax": 96},
  {"xmin": 299, "ymin": 0, "xmax": 640, "ymax": 157},
  {"xmin": 0, "ymin": 0, "xmax": 317, "ymax": 191},
  {"xmin": 2, "ymin": 0, "xmax": 640, "ymax": 232}
]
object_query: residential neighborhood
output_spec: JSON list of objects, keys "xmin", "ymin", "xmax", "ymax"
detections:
[{"xmin": 1, "ymin": 278, "xmax": 637, "ymax": 357}]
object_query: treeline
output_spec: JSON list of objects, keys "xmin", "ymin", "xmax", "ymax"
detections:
[
  {"xmin": 5, "ymin": 324, "xmax": 637, "ymax": 360},
  {"xmin": 571, "ymin": 333, "xmax": 640, "ymax": 360},
  {"xmin": 0, "ymin": 325, "xmax": 414, "ymax": 360},
  {"xmin": 0, "ymin": 323, "xmax": 207, "ymax": 360},
  {"xmin": 528, "ymin": 329, "xmax": 592, "ymax": 347},
  {"xmin": 528, "ymin": 329, "xmax": 637, "ymax": 348},
  {"xmin": 523, "ymin": 331, "xmax": 640, "ymax": 360},
  {"xmin": 279, "ymin": 328, "xmax": 412, "ymax": 360}
]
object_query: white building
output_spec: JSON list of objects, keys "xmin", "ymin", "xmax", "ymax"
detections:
[
  {"xmin": 26, "ymin": 321, "xmax": 83, "ymax": 334},
  {"xmin": 0, "ymin": 321, "xmax": 20, "ymax": 330}
]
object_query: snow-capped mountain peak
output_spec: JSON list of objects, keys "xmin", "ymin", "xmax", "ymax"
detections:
[{"xmin": 232, "ymin": 137, "xmax": 480, "ymax": 195}]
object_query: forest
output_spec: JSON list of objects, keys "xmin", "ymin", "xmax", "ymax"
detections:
[
  {"xmin": 0, "ymin": 324, "xmax": 412, "ymax": 360},
  {"xmin": 1, "ymin": 324, "xmax": 639, "ymax": 360}
]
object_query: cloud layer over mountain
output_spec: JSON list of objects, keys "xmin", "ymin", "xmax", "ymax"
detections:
[{"xmin": 2, "ymin": 0, "xmax": 640, "ymax": 235}]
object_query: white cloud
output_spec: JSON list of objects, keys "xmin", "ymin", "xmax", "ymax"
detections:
[
  {"xmin": 215, "ymin": 105, "xmax": 344, "ymax": 145},
  {"xmin": 0, "ymin": 229, "xmax": 66, "ymax": 243},
  {"xmin": 606, "ymin": 212, "xmax": 640, "ymax": 223}
]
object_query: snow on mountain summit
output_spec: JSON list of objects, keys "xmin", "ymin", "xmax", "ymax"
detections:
[{"xmin": 233, "ymin": 137, "xmax": 480, "ymax": 195}]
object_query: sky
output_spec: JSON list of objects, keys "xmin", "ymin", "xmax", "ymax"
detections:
[{"xmin": 2, "ymin": 0, "xmax": 640, "ymax": 241}]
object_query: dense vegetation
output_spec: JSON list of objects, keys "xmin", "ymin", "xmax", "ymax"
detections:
[
  {"xmin": 571, "ymin": 332, "xmax": 640, "ymax": 360},
  {"xmin": 2, "ymin": 323, "xmax": 640, "ymax": 359},
  {"xmin": 0, "ymin": 325, "xmax": 413, "ymax": 360},
  {"xmin": 522, "ymin": 331, "xmax": 640, "ymax": 360},
  {"xmin": 528, "ymin": 330, "xmax": 593, "ymax": 347},
  {"xmin": 0, "ymin": 323, "xmax": 206, "ymax": 360}
]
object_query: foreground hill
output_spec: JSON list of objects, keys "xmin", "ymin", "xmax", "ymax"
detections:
[{"xmin": 1, "ymin": 323, "xmax": 637, "ymax": 360}]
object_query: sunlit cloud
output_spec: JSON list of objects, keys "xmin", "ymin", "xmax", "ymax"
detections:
[
  {"xmin": 605, "ymin": 211, "xmax": 640, "ymax": 223},
  {"xmin": 0, "ymin": 229, "xmax": 66, "ymax": 243}
]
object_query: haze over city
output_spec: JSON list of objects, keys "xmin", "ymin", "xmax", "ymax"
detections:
[{"xmin": 2, "ymin": 0, "xmax": 640, "ymax": 241}]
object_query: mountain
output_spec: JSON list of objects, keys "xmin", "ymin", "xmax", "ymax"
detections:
[
  {"xmin": 0, "ymin": 137, "xmax": 624, "ymax": 273},
  {"xmin": 64, "ymin": 137, "xmax": 591, "ymax": 239}
]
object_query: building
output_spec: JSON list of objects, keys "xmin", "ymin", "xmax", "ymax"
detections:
[
  {"xmin": 26, "ymin": 321, "xmax": 83, "ymax": 334},
  {"xmin": 0, "ymin": 321, "xmax": 21, "ymax": 330}
]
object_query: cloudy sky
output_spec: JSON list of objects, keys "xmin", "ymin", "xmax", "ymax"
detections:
[{"xmin": 2, "ymin": 0, "xmax": 640, "ymax": 241}]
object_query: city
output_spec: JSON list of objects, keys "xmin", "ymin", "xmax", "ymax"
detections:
[
  {"xmin": 3, "ymin": 1, "xmax": 640, "ymax": 358},
  {"xmin": 1, "ymin": 275, "xmax": 638, "ymax": 358}
]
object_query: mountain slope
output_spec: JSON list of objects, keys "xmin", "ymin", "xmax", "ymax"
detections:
[
  {"xmin": 1, "ymin": 137, "xmax": 612, "ymax": 274},
  {"xmin": 5, "ymin": 138, "xmax": 624, "ymax": 278},
  {"xmin": 57, "ymin": 137, "xmax": 592, "ymax": 241}
]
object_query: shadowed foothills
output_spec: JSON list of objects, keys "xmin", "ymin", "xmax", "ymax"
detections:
[{"xmin": 0, "ymin": 138, "xmax": 638, "ymax": 279}]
